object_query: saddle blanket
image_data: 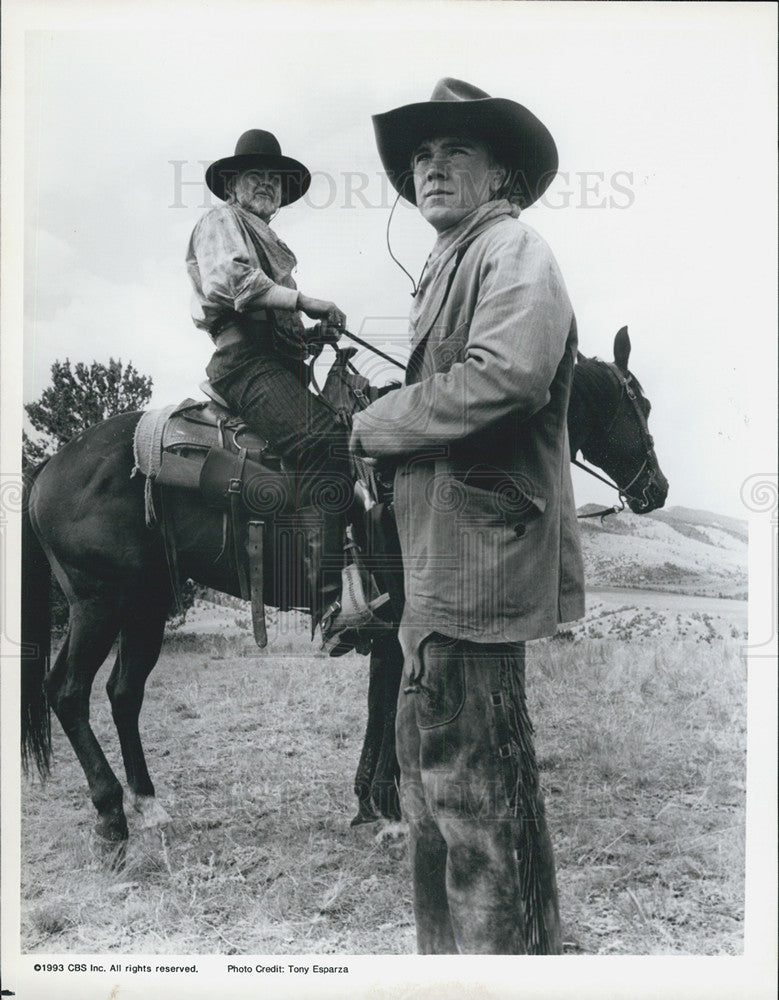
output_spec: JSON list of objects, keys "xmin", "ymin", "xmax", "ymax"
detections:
[
  {"xmin": 132, "ymin": 404, "xmax": 179, "ymax": 481},
  {"xmin": 132, "ymin": 401, "xmax": 210, "ymax": 526}
]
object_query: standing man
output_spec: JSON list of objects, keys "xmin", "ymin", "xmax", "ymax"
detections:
[{"xmin": 350, "ymin": 79, "xmax": 585, "ymax": 953}]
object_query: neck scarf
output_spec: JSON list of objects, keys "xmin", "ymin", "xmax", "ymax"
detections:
[
  {"xmin": 410, "ymin": 199, "xmax": 521, "ymax": 329},
  {"xmin": 229, "ymin": 204, "xmax": 298, "ymax": 282}
]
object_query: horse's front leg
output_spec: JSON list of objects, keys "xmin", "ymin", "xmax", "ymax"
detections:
[{"xmin": 352, "ymin": 629, "xmax": 403, "ymax": 824}]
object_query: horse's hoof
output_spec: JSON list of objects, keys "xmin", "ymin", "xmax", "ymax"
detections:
[
  {"xmin": 374, "ymin": 821, "xmax": 407, "ymax": 845},
  {"xmin": 130, "ymin": 794, "xmax": 173, "ymax": 830},
  {"xmin": 350, "ymin": 806, "xmax": 379, "ymax": 827},
  {"xmin": 89, "ymin": 831, "xmax": 128, "ymax": 870}
]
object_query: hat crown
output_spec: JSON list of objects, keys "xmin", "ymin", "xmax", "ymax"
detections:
[
  {"xmin": 234, "ymin": 129, "xmax": 283, "ymax": 158},
  {"xmin": 205, "ymin": 129, "xmax": 311, "ymax": 204},
  {"xmin": 429, "ymin": 77, "xmax": 492, "ymax": 103},
  {"xmin": 372, "ymin": 78, "xmax": 558, "ymax": 210}
]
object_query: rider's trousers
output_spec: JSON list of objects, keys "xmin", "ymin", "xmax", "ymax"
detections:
[
  {"xmin": 396, "ymin": 632, "xmax": 562, "ymax": 954},
  {"xmin": 207, "ymin": 339, "xmax": 351, "ymax": 499},
  {"xmin": 207, "ymin": 336, "xmax": 352, "ymax": 623}
]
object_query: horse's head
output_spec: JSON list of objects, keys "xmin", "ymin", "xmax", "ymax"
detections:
[{"xmin": 571, "ymin": 326, "xmax": 669, "ymax": 514}]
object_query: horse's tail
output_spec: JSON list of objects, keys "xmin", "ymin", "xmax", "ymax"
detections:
[{"xmin": 21, "ymin": 461, "xmax": 53, "ymax": 777}]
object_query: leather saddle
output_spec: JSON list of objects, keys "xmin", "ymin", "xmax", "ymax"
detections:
[
  {"xmin": 152, "ymin": 382, "xmax": 300, "ymax": 648},
  {"xmin": 155, "ymin": 381, "xmax": 283, "ymax": 484},
  {"xmin": 148, "ymin": 367, "xmax": 402, "ymax": 651}
]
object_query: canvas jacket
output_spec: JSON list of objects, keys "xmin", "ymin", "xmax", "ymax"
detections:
[
  {"xmin": 352, "ymin": 206, "xmax": 585, "ymax": 643},
  {"xmin": 186, "ymin": 204, "xmax": 300, "ymax": 332}
]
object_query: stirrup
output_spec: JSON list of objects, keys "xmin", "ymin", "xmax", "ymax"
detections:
[
  {"xmin": 320, "ymin": 592, "xmax": 392, "ymax": 654},
  {"xmin": 319, "ymin": 562, "xmax": 392, "ymax": 655}
]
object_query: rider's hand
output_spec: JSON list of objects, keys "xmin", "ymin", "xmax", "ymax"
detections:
[
  {"xmin": 298, "ymin": 294, "xmax": 346, "ymax": 334},
  {"xmin": 306, "ymin": 322, "xmax": 340, "ymax": 348}
]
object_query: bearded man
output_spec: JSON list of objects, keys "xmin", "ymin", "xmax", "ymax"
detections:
[
  {"xmin": 187, "ymin": 129, "xmax": 386, "ymax": 648},
  {"xmin": 350, "ymin": 79, "xmax": 585, "ymax": 954}
]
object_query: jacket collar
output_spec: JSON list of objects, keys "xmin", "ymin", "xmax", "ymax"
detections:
[{"xmin": 409, "ymin": 200, "xmax": 519, "ymax": 351}]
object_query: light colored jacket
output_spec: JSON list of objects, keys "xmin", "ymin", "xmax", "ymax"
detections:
[
  {"xmin": 352, "ymin": 206, "xmax": 585, "ymax": 642},
  {"xmin": 186, "ymin": 204, "xmax": 299, "ymax": 332}
]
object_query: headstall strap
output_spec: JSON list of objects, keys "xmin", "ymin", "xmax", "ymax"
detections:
[{"xmin": 575, "ymin": 359, "xmax": 656, "ymax": 516}]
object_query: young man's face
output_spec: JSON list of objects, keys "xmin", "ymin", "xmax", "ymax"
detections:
[
  {"xmin": 412, "ymin": 136, "xmax": 506, "ymax": 233},
  {"xmin": 233, "ymin": 170, "xmax": 282, "ymax": 221}
]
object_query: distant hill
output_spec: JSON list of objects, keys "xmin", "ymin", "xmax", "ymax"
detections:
[
  {"xmin": 576, "ymin": 504, "xmax": 747, "ymax": 599},
  {"xmin": 647, "ymin": 506, "xmax": 747, "ymax": 543}
]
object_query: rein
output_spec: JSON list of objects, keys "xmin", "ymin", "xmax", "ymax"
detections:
[{"xmin": 571, "ymin": 460, "xmax": 627, "ymax": 521}]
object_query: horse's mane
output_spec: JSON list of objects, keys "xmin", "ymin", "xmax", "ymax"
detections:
[
  {"xmin": 573, "ymin": 356, "xmax": 618, "ymax": 416},
  {"xmin": 574, "ymin": 355, "xmax": 645, "ymax": 412}
]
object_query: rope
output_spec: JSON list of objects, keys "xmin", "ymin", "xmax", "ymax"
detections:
[{"xmin": 385, "ymin": 191, "xmax": 419, "ymax": 294}]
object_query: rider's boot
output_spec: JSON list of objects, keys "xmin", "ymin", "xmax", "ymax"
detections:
[
  {"xmin": 298, "ymin": 506, "xmax": 391, "ymax": 657},
  {"xmin": 320, "ymin": 526, "xmax": 394, "ymax": 656}
]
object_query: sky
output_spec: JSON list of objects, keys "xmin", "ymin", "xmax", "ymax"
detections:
[{"xmin": 4, "ymin": 1, "xmax": 777, "ymax": 522}]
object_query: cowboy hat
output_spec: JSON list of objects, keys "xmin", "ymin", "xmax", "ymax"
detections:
[
  {"xmin": 372, "ymin": 78, "xmax": 558, "ymax": 208},
  {"xmin": 205, "ymin": 129, "xmax": 311, "ymax": 205}
]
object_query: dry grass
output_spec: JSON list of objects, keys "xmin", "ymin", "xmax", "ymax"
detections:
[
  {"xmin": 532, "ymin": 636, "xmax": 746, "ymax": 954},
  {"xmin": 21, "ymin": 631, "xmax": 746, "ymax": 955}
]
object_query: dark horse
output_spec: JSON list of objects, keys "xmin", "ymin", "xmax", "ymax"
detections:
[{"xmin": 22, "ymin": 326, "xmax": 667, "ymax": 853}]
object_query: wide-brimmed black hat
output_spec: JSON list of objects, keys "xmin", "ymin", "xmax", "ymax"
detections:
[
  {"xmin": 372, "ymin": 78, "xmax": 558, "ymax": 209},
  {"xmin": 205, "ymin": 129, "xmax": 311, "ymax": 206}
]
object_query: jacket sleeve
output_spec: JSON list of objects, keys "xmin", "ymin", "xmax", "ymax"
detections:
[
  {"xmin": 352, "ymin": 229, "xmax": 573, "ymax": 457},
  {"xmin": 190, "ymin": 210, "xmax": 299, "ymax": 313}
]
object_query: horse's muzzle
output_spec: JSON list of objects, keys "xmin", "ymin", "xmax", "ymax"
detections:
[{"xmin": 627, "ymin": 468, "xmax": 669, "ymax": 514}]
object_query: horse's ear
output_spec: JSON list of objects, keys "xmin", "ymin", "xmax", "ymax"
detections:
[
  {"xmin": 614, "ymin": 326, "xmax": 631, "ymax": 373},
  {"xmin": 576, "ymin": 350, "xmax": 587, "ymax": 363}
]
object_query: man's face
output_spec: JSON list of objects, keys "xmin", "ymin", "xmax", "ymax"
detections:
[
  {"xmin": 412, "ymin": 136, "xmax": 506, "ymax": 233},
  {"xmin": 233, "ymin": 170, "xmax": 282, "ymax": 221}
]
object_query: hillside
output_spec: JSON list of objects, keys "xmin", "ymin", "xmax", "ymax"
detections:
[{"xmin": 576, "ymin": 504, "xmax": 747, "ymax": 600}]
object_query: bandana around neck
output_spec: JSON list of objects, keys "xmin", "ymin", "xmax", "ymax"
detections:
[
  {"xmin": 410, "ymin": 199, "xmax": 520, "ymax": 326},
  {"xmin": 229, "ymin": 203, "xmax": 298, "ymax": 282},
  {"xmin": 429, "ymin": 198, "xmax": 520, "ymax": 265}
]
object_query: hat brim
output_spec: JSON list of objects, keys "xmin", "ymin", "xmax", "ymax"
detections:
[
  {"xmin": 372, "ymin": 97, "xmax": 558, "ymax": 209},
  {"xmin": 206, "ymin": 153, "xmax": 311, "ymax": 205}
]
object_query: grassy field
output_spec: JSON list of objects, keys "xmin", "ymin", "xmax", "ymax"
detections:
[{"xmin": 21, "ymin": 622, "xmax": 746, "ymax": 955}]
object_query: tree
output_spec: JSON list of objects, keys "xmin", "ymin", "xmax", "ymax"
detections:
[
  {"xmin": 23, "ymin": 359, "xmax": 155, "ymax": 628},
  {"xmin": 23, "ymin": 358, "xmax": 153, "ymax": 467}
]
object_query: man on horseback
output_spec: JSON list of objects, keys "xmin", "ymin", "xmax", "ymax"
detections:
[
  {"xmin": 187, "ymin": 129, "xmax": 385, "ymax": 649},
  {"xmin": 350, "ymin": 80, "xmax": 585, "ymax": 953}
]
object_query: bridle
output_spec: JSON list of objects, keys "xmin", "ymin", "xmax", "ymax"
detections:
[{"xmin": 573, "ymin": 359, "xmax": 660, "ymax": 520}]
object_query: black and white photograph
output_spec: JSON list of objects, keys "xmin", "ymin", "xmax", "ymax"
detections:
[{"xmin": 1, "ymin": 2, "xmax": 776, "ymax": 998}]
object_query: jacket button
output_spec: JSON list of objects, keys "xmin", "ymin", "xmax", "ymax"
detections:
[{"xmin": 514, "ymin": 524, "xmax": 526, "ymax": 538}]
